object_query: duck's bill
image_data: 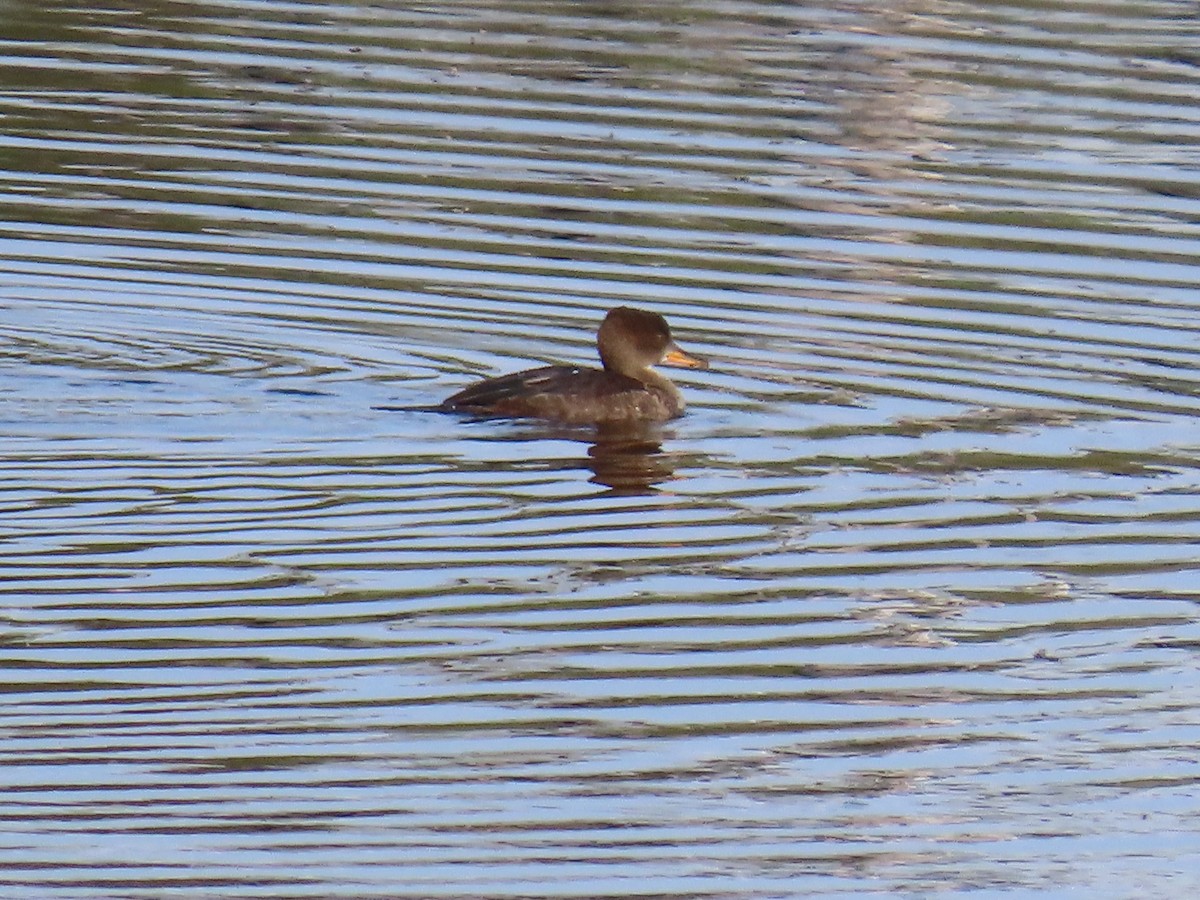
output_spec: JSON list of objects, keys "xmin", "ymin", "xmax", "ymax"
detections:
[{"xmin": 663, "ymin": 343, "xmax": 709, "ymax": 370}]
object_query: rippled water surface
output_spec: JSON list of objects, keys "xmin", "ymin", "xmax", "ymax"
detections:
[{"xmin": 3, "ymin": 1, "xmax": 1200, "ymax": 896}]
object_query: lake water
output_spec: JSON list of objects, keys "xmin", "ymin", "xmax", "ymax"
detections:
[{"xmin": 3, "ymin": 1, "xmax": 1200, "ymax": 897}]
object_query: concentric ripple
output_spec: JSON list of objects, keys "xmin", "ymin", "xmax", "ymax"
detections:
[{"xmin": 2, "ymin": 1, "xmax": 1200, "ymax": 898}]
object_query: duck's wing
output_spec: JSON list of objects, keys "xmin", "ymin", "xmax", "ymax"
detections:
[
  {"xmin": 440, "ymin": 365, "xmax": 654, "ymax": 421},
  {"xmin": 441, "ymin": 365, "xmax": 588, "ymax": 411}
]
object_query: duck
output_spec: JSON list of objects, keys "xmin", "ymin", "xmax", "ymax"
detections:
[{"xmin": 439, "ymin": 306, "xmax": 707, "ymax": 424}]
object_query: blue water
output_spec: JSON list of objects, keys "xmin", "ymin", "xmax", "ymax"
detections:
[{"xmin": 2, "ymin": 1, "xmax": 1200, "ymax": 897}]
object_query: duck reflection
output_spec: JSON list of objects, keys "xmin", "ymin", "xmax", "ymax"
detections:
[{"xmin": 586, "ymin": 422, "xmax": 675, "ymax": 495}]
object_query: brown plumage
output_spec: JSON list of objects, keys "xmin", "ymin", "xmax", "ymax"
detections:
[{"xmin": 440, "ymin": 307, "xmax": 707, "ymax": 425}]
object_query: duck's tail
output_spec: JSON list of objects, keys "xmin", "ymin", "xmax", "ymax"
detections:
[{"xmin": 373, "ymin": 404, "xmax": 446, "ymax": 413}]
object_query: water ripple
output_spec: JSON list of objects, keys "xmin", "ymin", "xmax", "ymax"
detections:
[{"xmin": 3, "ymin": 0, "xmax": 1200, "ymax": 897}]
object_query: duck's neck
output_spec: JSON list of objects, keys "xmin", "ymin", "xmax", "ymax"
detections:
[{"xmin": 635, "ymin": 367, "xmax": 682, "ymax": 403}]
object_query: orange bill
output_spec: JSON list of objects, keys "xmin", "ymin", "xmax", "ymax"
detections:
[{"xmin": 662, "ymin": 343, "xmax": 708, "ymax": 370}]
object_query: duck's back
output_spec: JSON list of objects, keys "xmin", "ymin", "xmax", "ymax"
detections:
[{"xmin": 440, "ymin": 365, "xmax": 681, "ymax": 424}]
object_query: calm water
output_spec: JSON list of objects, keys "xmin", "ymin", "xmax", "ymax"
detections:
[{"xmin": 3, "ymin": 1, "xmax": 1200, "ymax": 897}]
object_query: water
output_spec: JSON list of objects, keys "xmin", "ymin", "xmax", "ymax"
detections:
[{"xmin": 3, "ymin": 1, "xmax": 1200, "ymax": 897}]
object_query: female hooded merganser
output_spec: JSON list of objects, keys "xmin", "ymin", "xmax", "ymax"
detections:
[{"xmin": 440, "ymin": 307, "xmax": 707, "ymax": 425}]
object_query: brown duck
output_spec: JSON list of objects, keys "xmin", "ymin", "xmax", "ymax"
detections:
[{"xmin": 440, "ymin": 307, "xmax": 707, "ymax": 425}]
